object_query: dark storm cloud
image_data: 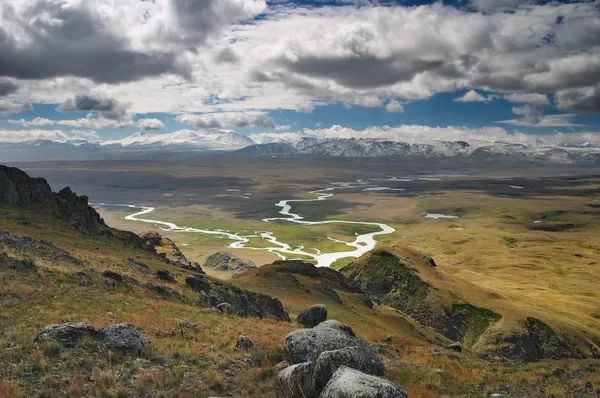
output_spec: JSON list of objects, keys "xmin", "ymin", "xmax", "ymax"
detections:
[
  {"xmin": 56, "ymin": 94, "xmax": 129, "ymax": 120},
  {"xmin": 0, "ymin": 79, "xmax": 19, "ymax": 96}
]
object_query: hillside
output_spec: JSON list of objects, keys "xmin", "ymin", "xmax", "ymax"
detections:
[{"xmin": 0, "ymin": 165, "xmax": 599, "ymax": 397}]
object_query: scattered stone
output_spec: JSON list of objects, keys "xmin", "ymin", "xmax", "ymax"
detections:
[
  {"xmin": 383, "ymin": 336, "xmax": 393, "ymax": 344},
  {"xmin": 296, "ymin": 304, "xmax": 328, "ymax": 328},
  {"xmin": 145, "ymin": 283, "xmax": 184, "ymax": 301},
  {"xmin": 129, "ymin": 260, "xmax": 151, "ymax": 274},
  {"xmin": 156, "ymin": 269, "xmax": 176, "ymax": 282},
  {"xmin": 434, "ymin": 368, "xmax": 445, "ymax": 374},
  {"xmin": 73, "ymin": 271, "xmax": 93, "ymax": 286},
  {"xmin": 447, "ymin": 343, "xmax": 462, "ymax": 352},
  {"xmin": 216, "ymin": 302, "xmax": 234, "ymax": 315},
  {"xmin": 204, "ymin": 251, "xmax": 257, "ymax": 273},
  {"xmin": 0, "ymin": 231, "xmax": 79, "ymax": 265},
  {"xmin": 35, "ymin": 322, "xmax": 96, "ymax": 348},
  {"xmin": 313, "ymin": 346, "xmax": 385, "ymax": 393},
  {"xmin": 102, "ymin": 270, "xmax": 123, "ymax": 282},
  {"xmin": 98, "ymin": 324, "xmax": 145, "ymax": 356},
  {"xmin": 490, "ymin": 394, "xmax": 504, "ymax": 398},
  {"xmin": 423, "ymin": 255, "xmax": 437, "ymax": 267},
  {"xmin": 103, "ymin": 278, "xmax": 116, "ymax": 289},
  {"xmin": 178, "ymin": 322, "xmax": 203, "ymax": 333},
  {"xmin": 236, "ymin": 336, "xmax": 254, "ymax": 350},
  {"xmin": 186, "ymin": 274, "xmax": 211, "ymax": 293},
  {"xmin": 320, "ymin": 366, "xmax": 408, "ymax": 398}
]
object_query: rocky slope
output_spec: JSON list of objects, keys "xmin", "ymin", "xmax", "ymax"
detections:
[{"xmin": 203, "ymin": 251, "xmax": 258, "ymax": 273}]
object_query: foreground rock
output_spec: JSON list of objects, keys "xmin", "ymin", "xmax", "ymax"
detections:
[
  {"xmin": 204, "ymin": 251, "xmax": 257, "ymax": 273},
  {"xmin": 320, "ymin": 366, "xmax": 408, "ymax": 398},
  {"xmin": 296, "ymin": 304, "xmax": 328, "ymax": 328},
  {"xmin": 236, "ymin": 336, "xmax": 254, "ymax": 350},
  {"xmin": 277, "ymin": 320, "xmax": 391, "ymax": 397},
  {"xmin": 0, "ymin": 251, "xmax": 37, "ymax": 272},
  {"xmin": 35, "ymin": 322, "xmax": 145, "ymax": 356}
]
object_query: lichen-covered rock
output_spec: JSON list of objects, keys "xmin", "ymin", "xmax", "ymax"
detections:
[
  {"xmin": 0, "ymin": 230, "xmax": 81, "ymax": 265},
  {"xmin": 313, "ymin": 346, "xmax": 385, "ymax": 393},
  {"xmin": 0, "ymin": 252, "xmax": 37, "ymax": 272},
  {"xmin": 236, "ymin": 336, "xmax": 254, "ymax": 350},
  {"xmin": 140, "ymin": 231, "xmax": 163, "ymax": 247},
  {"xmin": 320, "ymin": 366, "xmax": 408, "ymax": 398},
  {"xmin": 274, "ymin": 362, "xmax": 315, "ymax": 398},
  {"xmin": 178, "ymin": 322, "xmax": 203, "ymax": 333},
  {"xmin": 102, "ymin": 270, "xmax": 123, "ymax": 282},
  {"xmin": 156, "ymin": 269, "xmax": 175, "ymax": 282},
  {"xmin": 284, "ymin": 320, "xmax": 378, "ymax": 365},
  {"xmin": 296, "ymin": 304, "xmax": 327, "ymax": 328},
  {"xmin": 98, "ymin": 324, "xmax": 145, "ymax": 356},
  {"xmin": 145, "ymin": 283, "xmax": 185, "ymax": 301},
  {"xmin": 35, "ymin": 322, "xmax": 95, "ymax": 347},
  {"xmin": 204, "ymin": 251, "xmax": 257, "ymax": 273}
]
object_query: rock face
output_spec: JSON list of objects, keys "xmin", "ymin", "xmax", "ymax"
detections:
[
  {"xmin": 274, "ymin": 362, "xmax": 315, "ymax": 398},
  {"xmin": 320, "ymin": 366, "xmax": 408, "ymax": 398},
  {"xmin": 98, "ymin": 324, "xmax": 145, "ymax": 356},
  {"xmin": 296, "ymin": 304, "xmax": 328, "ymax": 328},
  {"xmin": 185, "ymin": 274, "xmax": 211, "ymax": 293},
  {"xmin": 204, "ymin": 251, "xmax": 257, "ymax": 273},
  {"xmin": 35, "ymin": 322, "xmax": 145, "ymax": 356}
]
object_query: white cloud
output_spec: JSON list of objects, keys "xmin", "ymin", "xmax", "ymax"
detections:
[
  {"xmin": 453, "ymin": 90, "xmax": 493, "ymax": 103},
  {"xmin": 8, "ymin": 117, "xmax": 55, "ymax": 127},
  {"xmin": 497, "ymin": 105, "xmax": 581, "ymax": 127},
  {"xmin": 57, "ymin": 116, "xmax": 133, "ymax": 129},
  {"xmin": 504, "ymin": 93, "xmax": 550, "ymax": 107},
  {"xmin": 385, "ymin": 100, "xmax": 404, "ymax": 113},
  {"xmin": 294, "ymin": 101, "xmax": 315, "ymax": 113},
  {"xmin": 0, "ymin": 128, "xmax": 98, "ymax": 143},
  {"xmin": 136, "ymin": 118, "xmax": 165, "ymax": 131},
  {"xmin": 176, "ymin": 112, "xmax": 276, "ymax": 129},
  {"xmin": 249, "ymin": 132, "xmax": 305, "ymax": 144}
]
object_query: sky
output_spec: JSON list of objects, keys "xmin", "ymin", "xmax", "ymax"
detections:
[{"xmin": 1, "ymin": 0, "xmax": 600, "ymax": 145}]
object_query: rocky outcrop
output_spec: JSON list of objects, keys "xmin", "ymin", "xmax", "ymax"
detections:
[
  {"xmin": 35, "ymin": 322, "xmax": 145, "ymax": 356},
  {"xmin": 236, "ymin": 336, "xmax": 254, "ymax": 350},
  {"xmin": 0, "ymin": 230, "xmax": 82, "ymax": 266},
  {"xmin": 320, "ymin": 366, "xmax": 408, "ymax": 398},
  {"xmin": 296, "ymin": 304, "xmax": 328, "ymax": 328},
  {"xmin": 204, "ymin": 251, "xmax": 257, "ymax": 273},
  {"xmin": 192, "ymin": 274, "xmax": 290, "ymax": 321},
  {"xmin": 0, "ymin": 251, "xmax": 37, "ymax": 272},
  {"xmin": 140, "ymin": 230, "xmax": 203, "ymax": 271},
  {"xmin": 156, "ymin": 269, "xmax": 176, "ymax": 282},
  {"xmin": 276, "ymin": 320, "xmax": 402, "ymax": 398}
]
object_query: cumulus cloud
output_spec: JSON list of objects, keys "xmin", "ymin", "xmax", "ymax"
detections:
[
  {"xmin": 136, "ymin": 118, "xmax": 166, "ymax": 131},
  {"xmin": 8, "ymin": 117, "xmax": 55, "ymax": 127},
  {"xmin": 504, "ymin": 93, "xmax": 550, "ymax": 107},
  {"xmin": 57, "ymin": 94, "xmax": 131, "ymax": 120},
  {"xmin": 176, "ymin": 112, "xmax": 276, "ymax": 129},
  {"xmin": 0, "ymin": 100, "xmax": 32, "ymax": 116},
  {"xmin": 555, "ymin": 85, "xmax": 600, "ymax": 113},
  {"xmin": 385, "ymin": 100, "xmax": 404, "ymax": 113},
  {"xmin": 294, "ymin": 101, "xmax": 315, "ymax": 113},
  {"xmin": 0, "ymin": 78, "xmax": 19, "ymax": 96},
  {"xmin": 453, "ymin": 90, "xmax": 493, "ymax": 103}
]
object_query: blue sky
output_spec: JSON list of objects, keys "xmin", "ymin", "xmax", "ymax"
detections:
[{"xmin": 1, "ymin": 0, "xmax": 600, "ymax": 144}]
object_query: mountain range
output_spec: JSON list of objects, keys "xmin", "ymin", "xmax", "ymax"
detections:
[{"xmin": 1, "ymin": 129, "xmax": 600, "ymax": 164}]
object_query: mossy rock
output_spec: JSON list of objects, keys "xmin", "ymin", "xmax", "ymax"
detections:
[{"xmin": 450, "ymin": 303, "xmax": 501, "ymax": 347}]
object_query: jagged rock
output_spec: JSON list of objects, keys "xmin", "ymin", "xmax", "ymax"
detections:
[
  {"xmin": 423, "ymin": 255, "xmax": 437, "ymax": 267},
  {"xmin": 145, "ymin": 283, "xmax": 184, "ymax": 301},
  {"xmin": 35, "ymin": 322, "xmax": 96, "ymax": 347},
  {"xmin": 447, "ymin": 343, "xmax": 462, "ymax": 352},
  {"xmin": 284, "ymin": 320, "xmax": 378, "ymax": 365},
  {"xmin": 103, "ymin": 278, "xmax": 116, "ymax": 289},
  {"xmin": 313, "ymin": 346, "xmax": 385, "ymax": 393},
  {"xmin": 204, "ymin": 251, "xmax": 257, "ymax": 273},
  {"xmin": 236, "ymin": 336, "xmax": 254, "ymax": 350},
  {"xmin": 98, "ymin": 324, "xmax": 145, "ymax": 356},
  {"xmin": 186, "ymin": 274, "xmax": 211, "ymax": 293},
  {"xmin": 274, "ymin": 362, "xmax": 315, "ymax": 398},
  {"xmin": 102, "ymin": 270, "xmax": 123, "ymax": 282},
  {"xmin": 156, "ymin": 269, "xmax": 175, "ymax": 282},
  {"xmin": 296, "ymin": 304, "xmax": 328, "ymax": 328},
  {"xmin": 178, "ymin": 322, "xmax": 203, "ymax": 333},
  {"xmin": 0, "ymin": 252, "xmax": 37, "ymax": 272},
  {"xmin": 320, "ymin": 366, "xmax": 408, "ymax": 398}
]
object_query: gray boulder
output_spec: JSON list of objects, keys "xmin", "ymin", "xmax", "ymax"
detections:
[
  {"xmin": 274, "ymin": 362, "xmax": 315, "ymax": 398},
  {"xmin": 296, "ymin": 304, "xmax": 327, "ymax": 328},
  {"xmin": 0, "ymin": 252, "xmax": 37, "ymax": 272},
  {"xmin": 204, "ymin": 251, "xmax": 257, "ymax": 273},
  {"xmin": 284, "ymin": 320, "xmax": 379, "ymax": 365},
  {"xmin": 35, "ymin": 322, "xmax": 95, "ymax": 347},
  {"xmin": 98, "ymin": 324, "xmax": 145, "ymax": 356},
  {"xmin": 156, "ymin": 269, "xmax": 175, "ymax": 282},
  {"xmin": 313, "ymin": 346, "xmax": 385, "ymax": 393},
  {"xmin": 216, "ymin": 302, "xmax": 235, "ymax": 314},
  {"xmin": 320, "ymin": 366, "xmax": 408, "ymax": 398},
  {"xmin": 102, "ymin": 270, "xmax": 123, "ymax": 282}
]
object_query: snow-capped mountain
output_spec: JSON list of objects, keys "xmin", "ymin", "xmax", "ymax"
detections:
[{"xmin": 102, "ymin": 130, "xmax": 255, "ymax": 150}]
